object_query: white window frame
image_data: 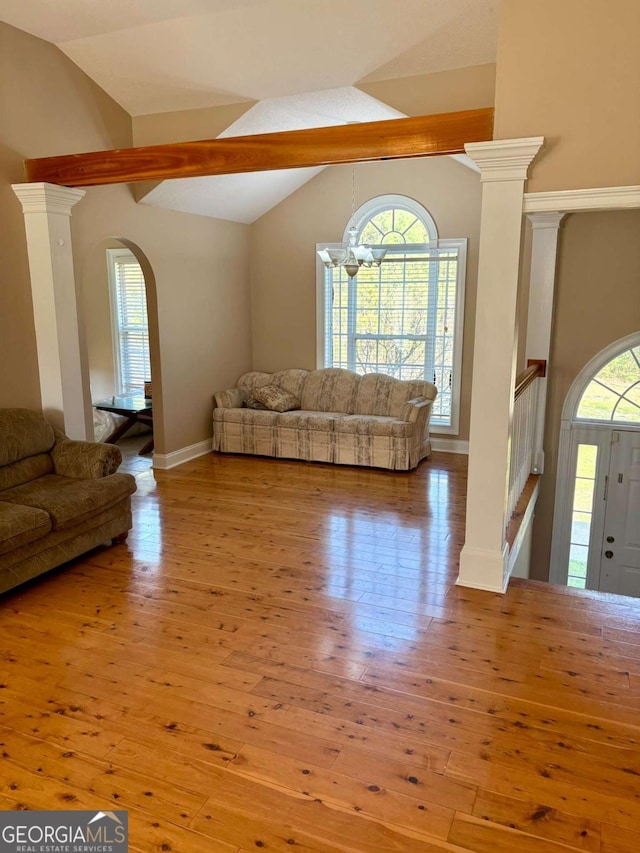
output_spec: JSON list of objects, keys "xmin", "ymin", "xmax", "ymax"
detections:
[
  {"xmin": 316, "ymin": 195, "xmax": 466, "ymax": 434},
  {"xmin": 550, "ymin": 331, "xmax": 640, "ymax": 586},
  {"xmin": 106, "ymin": 247, "xmax": 150, "ymax": 396}
]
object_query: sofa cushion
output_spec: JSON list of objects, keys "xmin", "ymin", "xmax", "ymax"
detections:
[
  {"xmin": 300, "ymin": 368, "xmax": 360, "ymax": 413},
  {"xmin": 269, "ymin": 369, "xmax": 309, "ymax": 399},
  {"xmin": 354, "ymin": 373, "xmax": 437, "ymax": 417},
  {"xmin": 0, "ymin": 453, "xmax": 54, "ymax": 492},
  {"xmin": 0, "ymin": 501, "xmax": 52, "ymax": 556},
  {"xmin": 253, "ymin": 385, "xmax": 301, "ymax": 413},
  {"xmin": 334, "ymin": 415, "xmax": 416, "ymax": 438},
  {"xmin": 214, "ymin": 407, "xmax": 278, "ymax": 426},
  {"xmin": 0, "ymin": 473, "xmax": 137, "ymax": 532},
  {"xmin": 0, "ymin": 409, "xmax": 55, "ymax": 466},
  {"xmin": 246, "ymin": 397, "xmax": 267, "ymax": 410},
  {"xmin": 277, "ymin": 411, "xmax": 343, "ymax": 431},
  {"xmin": 214, "ymin": 388, "xmax": 247, "ymax": 409}
]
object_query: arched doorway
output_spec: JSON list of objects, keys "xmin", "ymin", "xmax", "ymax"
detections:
[
  {"xmin": 550, "ymin": 332, "xmax": 640, "ymax": 595},
  {"xmin": 81, "ymin": 237, "xmax": 163, "ymax": 463}
]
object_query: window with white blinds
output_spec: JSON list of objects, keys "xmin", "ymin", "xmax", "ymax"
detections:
[
  {"xmin": 106, "ymin": 248, "xmax": 151, "ymax": 395},
  {"xmin": 317, "ymin": 197, "xmax": 466, "ymax": 433}
]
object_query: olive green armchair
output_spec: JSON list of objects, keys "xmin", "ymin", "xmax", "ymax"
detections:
[{"xmin": 0, "ymin": 408, "xmax": 137, "ymax": 595}]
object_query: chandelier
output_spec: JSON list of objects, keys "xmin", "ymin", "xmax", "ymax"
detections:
[{"xmin": 317, "ymin": 166, "xmax": 388, "ymax": 278}]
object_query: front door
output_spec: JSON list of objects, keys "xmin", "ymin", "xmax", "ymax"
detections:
[{"xmin": 599, "ymin": 430, "xmax": 640, "ymax": 596}]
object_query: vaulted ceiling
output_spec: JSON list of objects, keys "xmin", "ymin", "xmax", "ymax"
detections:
[{"xmin": 0, "ymin": 0, "xmax": 497, "ymax": 221}]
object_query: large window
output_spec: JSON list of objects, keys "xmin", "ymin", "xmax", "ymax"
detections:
[
  {"xmin": 317, "ymin": 196, "xmax": 466, "ymax": 432},
  {"xmin": 107, "ymin": 248, "xmax": 151, "ymax": 396}
]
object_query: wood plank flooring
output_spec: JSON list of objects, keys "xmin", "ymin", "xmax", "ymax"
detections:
[{"xmin": 1, "ymin": 451, "xmax": 639, "ymax": 852}]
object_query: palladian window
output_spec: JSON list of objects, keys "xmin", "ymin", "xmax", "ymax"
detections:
[{"xmin": 317, "ymin": 195, "xmax": 467, "ymax": 433}]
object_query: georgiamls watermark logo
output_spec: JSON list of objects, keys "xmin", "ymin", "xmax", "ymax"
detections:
[{"xmin": 0, "ymin": 810, "xmax": 128, "ymax": 852}]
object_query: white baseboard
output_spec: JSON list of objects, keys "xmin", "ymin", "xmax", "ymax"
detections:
[
  {"xmin": 152, "ymin": 436, "xmax": 466, "ymax": 468},
  {"xmin": 431, "ymin": 438, "xmax": 469, "ymax": 455},
  {"xmin": 152, "ymin": 439, "xmax": 212, "ymax": 470}
]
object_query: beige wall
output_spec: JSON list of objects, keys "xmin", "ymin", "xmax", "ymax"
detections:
[
  {"xmin": 72, "ymin": 188, "xmax": 251, "ymax": 454},
  {"xmin": 495, "ymin": 0, "xmax": 640, "ymax": 192},
  {"xmin": 132, "ymin": 102, "xmax": 256, "ymax": 146},
  {"xmin": 516, "ymin": 219, "xmax": 533, "ymax": 374},
  {"xmin": 530, "ymin": 210, "xmax": 640, "ymax": 580},
  {"xmin": 0, "ymin": 22, "xmax": 132, "ymax": 412},
  {"xmin": 131, "ymin": 64, "xmax": 496, "ymax": 147},
  {"xmin": 358, "ymin": 63, "xmax": 496, "ymax": 116},
  {"xmin": 250, "ymin": 156, "xmax": 482, "ymax": 441},
  {"xmin": 0, "ymin": 22, "xmax": 252, "ymax": 454}
]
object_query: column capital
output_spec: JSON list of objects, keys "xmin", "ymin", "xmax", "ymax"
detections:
[
  {"xmin": 12, "ymin": 182, "xmax": 85, "ymax": 216},
  {"xmin": 464, "ymin": 137, "xmax": 545, "ymax": 183},
  {"xmin": 526, "ymin": 211, "xmax": 566, "ymax": 230}
]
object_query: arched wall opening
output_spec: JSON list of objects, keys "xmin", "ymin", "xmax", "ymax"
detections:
[{"xmin": 80, "ymin": 237, "xmax": 164, "ymax": 453}]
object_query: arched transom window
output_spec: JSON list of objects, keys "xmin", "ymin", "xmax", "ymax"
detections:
[
  {"xmin": 359, "ymin": 206, "xmax": 433, "ymax": 245},
  {"xmin": 317, "ymin": 195, "xmax": 466, "ymax": 433},
  {"xmin": 576, "ymin": 345, "xmax": 640, "ymax": 423}
]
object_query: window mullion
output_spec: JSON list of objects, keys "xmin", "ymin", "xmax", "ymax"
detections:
[
  {"xmin": 347, "ymin": 271, "xmax": 357, "ymax": 372},
  {"xmin": 424, "ymin": 251, "xmax": 438, "ymax": 388}
]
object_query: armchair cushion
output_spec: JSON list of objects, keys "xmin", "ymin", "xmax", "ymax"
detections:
[
  {"xmin": 1, "ymin": 473, "xmax": 137, "ymax": 532},
  {"xmin": 0, "ymin": 453, "xmax": 54, "ymax": 492},
  {"xmin": 52, "ymin": 438, "xmax": 122, "ymax": 479},
  {"xmin": 0, "ymin": 501, "xmax": 51, "ymax": 556},
  {"xmin": 0, "ymin": 409, "xmax": 55, "ymax": 466}
]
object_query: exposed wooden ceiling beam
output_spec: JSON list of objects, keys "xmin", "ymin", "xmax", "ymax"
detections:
[{"xmin": 24, "ymin": 109, "xmax": 493, "ymax": 188}]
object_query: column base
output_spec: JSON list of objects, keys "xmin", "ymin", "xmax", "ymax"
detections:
[{"xmin": 457, "ymin": 542, "xmax": 510, "ymax": 593}]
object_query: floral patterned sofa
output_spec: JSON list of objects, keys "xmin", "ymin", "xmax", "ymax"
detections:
[
  {"xmin": 0, "ymin": 408, "xmax": 137, "ymax": 595},
  {"xmin": 213, "ymin": 368, "xmax": 437, "ymax": 470}
]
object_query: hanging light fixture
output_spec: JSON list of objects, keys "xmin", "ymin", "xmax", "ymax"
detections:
[{"xmin": 317, "ymin": 165, "xmax": 388, "ymax": 278}]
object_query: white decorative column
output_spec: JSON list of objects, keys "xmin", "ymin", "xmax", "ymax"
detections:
[
  {"xmin": 525, "ymin": 212, "xmax": 566, "ymax": 474},
  {"xmin": 457, "ymin": 138, "xmax": 544, "ymax": 593},
  {"xmin": 12, "ymin": 182, "xmax": 91, "ymax": 439}
]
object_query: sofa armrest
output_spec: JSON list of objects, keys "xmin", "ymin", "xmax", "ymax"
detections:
[
  {"xmin": 52, "ymin": 439, "xmax": 122, "ymax": 479},
  {"xmin": 214, "ymin": 388, "xmax": 247, "ymax": 408},
  {"xmin": 400, "ymin": 396, "xmax": 433, "ymax": 424}
]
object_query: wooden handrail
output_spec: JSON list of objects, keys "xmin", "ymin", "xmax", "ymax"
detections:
[
  {"xmin": 514, "ymin": 359, "xmax": 546, "ymax": 401},
  {"xmin": 23, "ymin": 108, "xmax": 494, "ymax": 188}
]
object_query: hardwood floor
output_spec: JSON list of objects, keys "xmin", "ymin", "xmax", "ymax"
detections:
[{"xmin": 1, "ymin": 451, "xmax": 639, "ymax": 852}]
